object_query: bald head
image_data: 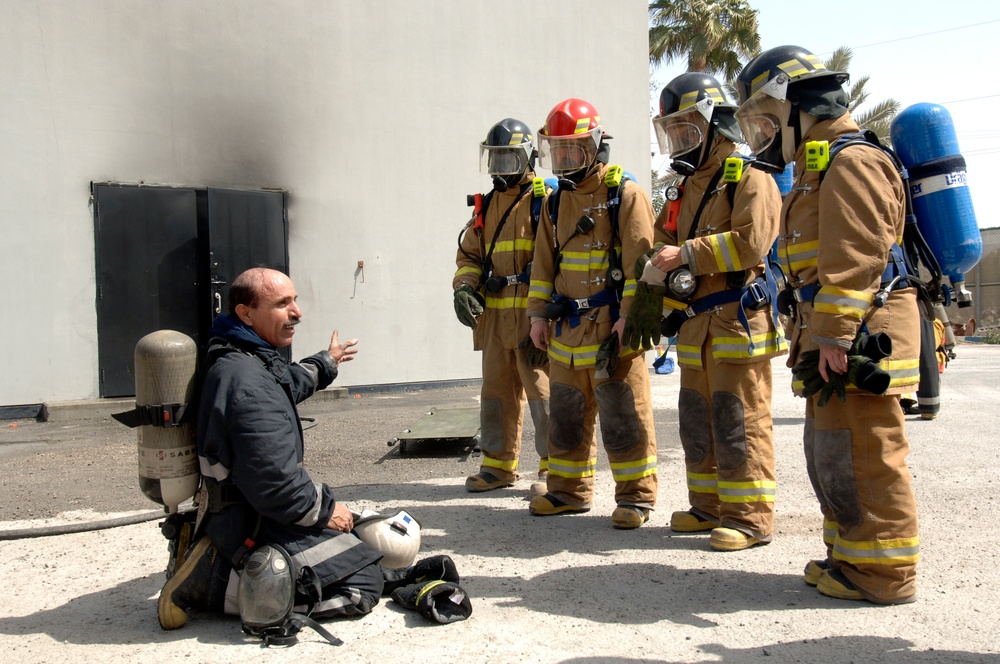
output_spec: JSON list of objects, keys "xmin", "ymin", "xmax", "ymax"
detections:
[{"xmin": 230, "ymin": 268, "xmax": 301, "ymax": 347}]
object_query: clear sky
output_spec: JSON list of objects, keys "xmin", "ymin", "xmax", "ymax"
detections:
[{"xmin": 649, "ymin": 0, "xmax": 999, "ymax": 229}]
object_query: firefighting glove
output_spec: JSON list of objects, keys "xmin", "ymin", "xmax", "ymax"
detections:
[
  {"xmin": 846, "ymin": 354, "xmax": 891, "ymax": 396},
  {"xmin": 621, "ymin": 280, "xmax": 665, "ymax": 351},
  {"xmin": 792, "ymin": 349, "xmax": 848, "ymax": 406},
  {"xmin": 390, "ymin": 580, "xmax": 473, "ymax": 624},
  {"xmin": 453, "ymin": 286, "xmax": 484, "ymax": 329},
  {"xmin": 594, "ymin": 333, "xmax": 621, "ymax": 379},
  {"xmin": 519, "ymin": 335, "xmax": 549, "ymax": 368}
]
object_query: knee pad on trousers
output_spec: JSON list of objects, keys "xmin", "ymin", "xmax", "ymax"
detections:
[
  {"xmin": 549, "ymin": 383, "xmax": 585, "ymax": 451},
  {"xmin": 678, "ymin": 388, "xmax": 711, "ymax": 462},
  {"xmin": 478, "ymin": 398, "xmax": 504, "ymax": 455},
  {"xmin": 803, "ymin": 418, "xmax": 823, "ymax": 500},
  {"xmin": 813, "ymin": 428, "xmax": 863, "ymax": 527},
  {"xmin": 711, "ymin": 391, "xmax": 748, "ymax": 471},
  {"xmin": 528, "ymin": 399, "xmax": 550, "ymax": 458},
  {"xmin": 594, "ymin": 380, "xmax": 641, "ymax": 453}
]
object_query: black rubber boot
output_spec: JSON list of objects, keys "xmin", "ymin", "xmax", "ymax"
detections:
[
  {"xmin": 381, "ymin": 554, "xmax": 460, "ymax": 597},
  {"xmin": 157, "ymin": 536, "xmax": 230, "ymax": 629}
]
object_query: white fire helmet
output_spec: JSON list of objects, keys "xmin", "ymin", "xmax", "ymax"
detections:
[{"xmin": 353, "ymin": 509, "xmax": 421, "ymax": 569}]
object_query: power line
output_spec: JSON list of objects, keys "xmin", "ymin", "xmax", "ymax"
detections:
[{"xmin": 832, "ymin": 18, "xmax": 1000, "ymax": 51}]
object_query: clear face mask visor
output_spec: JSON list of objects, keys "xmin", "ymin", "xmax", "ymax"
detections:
[
  {"xmin": 735, "ymin": 76, "xmax": 790, "ymax": 154},
  {"xmin": 537, "ymin": 127, "xmax": 601, "ymax": 175},
  {"xmin": 479, "ymin": 144, "xmax": 530, "ymax": 176},
  {"xmin": 652, "ymin": 97, "xmax": 714, "ymax": 156}
]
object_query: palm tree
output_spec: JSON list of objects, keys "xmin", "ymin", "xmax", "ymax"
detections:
[
  {"xmin": 825, "ymin": 46, "xmax": 900, "ymax": 143},
  {"xmin": 649, "ymin": 0, "xmax": 761, "ymax": 81}
]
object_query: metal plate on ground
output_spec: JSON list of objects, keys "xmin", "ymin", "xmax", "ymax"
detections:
[{"xmin": 394, "ymin": 407, "xmax": 480, "ymax": 455}]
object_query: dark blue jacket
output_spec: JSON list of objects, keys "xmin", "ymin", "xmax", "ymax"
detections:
[{"xmin": 197, "ymin": 315, "xmax": 381, "ymax": 586}]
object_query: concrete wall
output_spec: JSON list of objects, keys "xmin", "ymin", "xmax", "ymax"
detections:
[{"xmin": 0, "ymin": 0, "xmax": 652, "ymax": 405}]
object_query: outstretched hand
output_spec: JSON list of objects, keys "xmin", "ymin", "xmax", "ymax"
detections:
[{"xmin": 329, "ymin": 330, "xmax": 359, "ymax": 365}]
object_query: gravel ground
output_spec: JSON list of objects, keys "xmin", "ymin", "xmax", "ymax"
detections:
[{"xmin": 1, "ymin": 343, "xmax": 998, "ymax": 663}]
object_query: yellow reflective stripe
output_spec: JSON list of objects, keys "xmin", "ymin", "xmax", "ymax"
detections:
[
  {"xmin": 455, "ymin": 266, "xmax": 483, "ymax": 278},
  {"xmin": 573, "ymin": 117, "xmax": 597, "ymax": 134},
  {"xmin": 528, "ymin": 280, "xmax": 553, "ymax": 300},
  {"xmin": 611, "ymin": 456, "xmax": 657, "ymax": 481},
  {"xmin": 711, "ymin": 331, "xmax": 787, "ymax": 359},
  {"xmin": 824, "ymin": 519, "xmax": 838, "ymax": 547},
  {"xmin": 492, "ymin": 239, "xmax": 535, "ymax": 253},
  {"xmin": 718, "ymin": 479, "xmax": 776, "ymax": 503},
  {"xmin": 622, "ymin": 279, "xmax": 636, "ymax": 298},
  {"xmin": 484, "ymin": 295, "xmax": 529, "ymax": 310},
  {"xmin": 482, "ymin": 456, "xmax": 518, "ymax": 472},
  {"xmin": 538, "ymin": 458, "xmax": 549, "ymax": 472},
  {"xmin": 833, "ymin": 535, "xmax": 920, "ymax": 566},
  {"xmin": 676, "ymin": 343, "xmax": 703, "ymax": 367},
  {"xmin": 686, "ymin": 470, "xmax": 717, "ymax": 494},
  {"xmin": 548, "ymin": 338, "xmax": 600, "ymax": 368},
  {"xmin": 549, "ymin": 456, "xmax": 597, "ymax": 478},
  {"xmin": 783, "ymin": 240, "xmax": 818, "ymax": 272},
  {"xmin": 508, "ymin": 132, "xmax": 528, "ymax": 146},
  {"xmin": 882, "ymin": 358, "xmax": 920, "ymax": 387},
  {"xmin": 814, "ymin": 286, "xmax": 873, "ymax": 318},
  {"xmin": 708, "ymin": 232, "xmax": 743, "ymax": 273}
]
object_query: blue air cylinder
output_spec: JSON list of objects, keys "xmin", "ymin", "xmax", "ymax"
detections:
[
  {"xmin": 771, "ymin": 162, "xmax": 794, "ymax": 197},
  {"xmin": 890, "ymin": 103, "xmax": 982, "ymax": 307},
  {"xmin": 769, "ymin": 164, "xmax": 794, "ymax": 265}
]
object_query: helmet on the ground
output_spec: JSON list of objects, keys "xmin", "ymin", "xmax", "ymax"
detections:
[
  {"xmin": 480, "ymin": 118, "xmax": 535, "ymax": 177},
  {"xmin": 353, "ymin": 510, "xmax": 422, "ymax": 568},
  {"xmin": 734, "ymin": 45, "xmax": 849, "ymax": 173},
  {"xmin": 653, "ymin": 72, "xmax": 742, "ymax": 175},
  {"xmin": 537, "ymin": 98, "xmax": 606, "ymax": 180}
]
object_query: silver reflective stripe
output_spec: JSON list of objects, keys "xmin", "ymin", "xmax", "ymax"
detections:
[
  {"xmin": 548, "ymin": 458, "xmax": 597, "ymax": 475},
  {"xmin": 199, "ymin": 456, "xmax": 230, "ymax": 481},
  {"xmin": 296, "ymin": 588, "xmax": 360, "ymax": 616},
  {"xmin": 301, "ymin": 361, "xmax": 320, "ymax": 396},
  {"xmin": 814, "ymin": 292, "xmax": 870, "ymax": 312},
  {"xmin": 293, "ymin": 482, "xmax": 324, "ymax": 527},
  {"xmin": 716, "ymin": 237, "xmax": 738, "ymax": 272},
  {"xmin": 834, "ymin": 541, "xmax": 920, "ymax": 560},
  {"xmin": 718, "ymin": 485, "xmax": 776, "ymax": 498},
  {"xmin": 290, "ymin": 528, "xmax": 366, "ymax": 571}
]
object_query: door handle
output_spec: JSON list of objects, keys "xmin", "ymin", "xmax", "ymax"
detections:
[{"xmin": 214, "ymin": 292, "xmax": 222, "ymax": 315}]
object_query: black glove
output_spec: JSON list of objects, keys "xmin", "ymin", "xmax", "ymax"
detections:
[
  {"xmin": 594, "ymin": 333, "xmax": 621, "ymax": 379},
  {"xmin": 519, "ymin": 335, "xmax": 549, "ymax": 368},
  {"xmin": 621, "ymin": 281, "xmax": 665, "ymax": 351},
  {"xmin": 453, "ymin": 285, "xmax": 483, "ymax": 328},
  {"xmin": 792, "ymin": 350, "xmax": 846, "ymax": 406},
  {"xmin": 847, "ymin": 355, "xmax": 891, "ymax": 396},
  {"xmin": 390, "ymin": 580, "xmax": 472, "ymax": 624}
]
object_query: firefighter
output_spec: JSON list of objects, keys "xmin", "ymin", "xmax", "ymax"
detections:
[
  {"xmin": 526, "ymin": 98, "xmax": 658, "ymax": 529},
  {"xmin": 624, "ymin": 73, "xmax": 785, "ymax": 551},
  {"xmin": 735, "ymin": 45, "xmax": 921, "ymax": 604},
  {"xmin": 453, "ymin": 118, "xmax": 551, "ymax": 495}
]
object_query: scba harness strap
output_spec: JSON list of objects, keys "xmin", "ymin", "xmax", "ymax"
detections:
[
  {"xmin": 546, "ymin": 165, "xmax": 631, "ymax": 332},
  {"xmin": 665, "ymin": 154, "xmax": 782, "ymax": 353},
  {"xmin": 462, "ymin": 178, "xmax": 548, "ymax": 293},
  {"xmin": 814, "ymin": 130, "xmax": 944, "ymax": 305}
]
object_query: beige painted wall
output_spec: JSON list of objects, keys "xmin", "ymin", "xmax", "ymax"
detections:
[{"xmin": 0, "ymin": 0, "xmax": 652, "ymax": 405}]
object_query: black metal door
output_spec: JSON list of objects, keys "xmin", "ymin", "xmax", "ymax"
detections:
[
  {"xmin": 202, "ymin": 188, "xmax": 289, "ymax": 325},
  {"xmin": 93, "ymin": 185, "xmax": 289, "ymax": 397},
  {"xmin": 93, "ymin": 184, "xmax": 200, "ymax": 397}
]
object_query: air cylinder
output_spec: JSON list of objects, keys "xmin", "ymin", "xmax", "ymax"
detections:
[
  {"xmin": 134, "ymin": 330, "xmax": 200, "ymax": 512},
  {"xmin": 890, "ymin": 103, "xmax": 982, "ymax": 306}
]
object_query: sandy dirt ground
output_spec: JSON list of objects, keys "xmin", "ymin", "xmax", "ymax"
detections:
[{"xmin": 1, "ymin": 344, "xmax": 998, "ymax": 663}]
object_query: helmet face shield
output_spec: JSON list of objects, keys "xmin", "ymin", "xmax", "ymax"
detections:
[
  {"xmin": 537, "ymin": 126, "xmax": 601, "ymax": 175},
  {"xmin": 652, "ymin": 101, "xmax": 713, "ymax": 157},
  {"xmin": 736, "ymin": 79, "xmax": 792, "ymax": 148},
  {"xmin": 479, "ymin": 144, "xmax": 530, "ymax": 176}
]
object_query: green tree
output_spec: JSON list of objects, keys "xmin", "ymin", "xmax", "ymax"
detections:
[
  {"xmin": 648, "ymin": 0, "xmax": 761, "ymax": 80},
  {"xmin": 824, "ymin": 46, "xmax": 900, "ymax": 143}
]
